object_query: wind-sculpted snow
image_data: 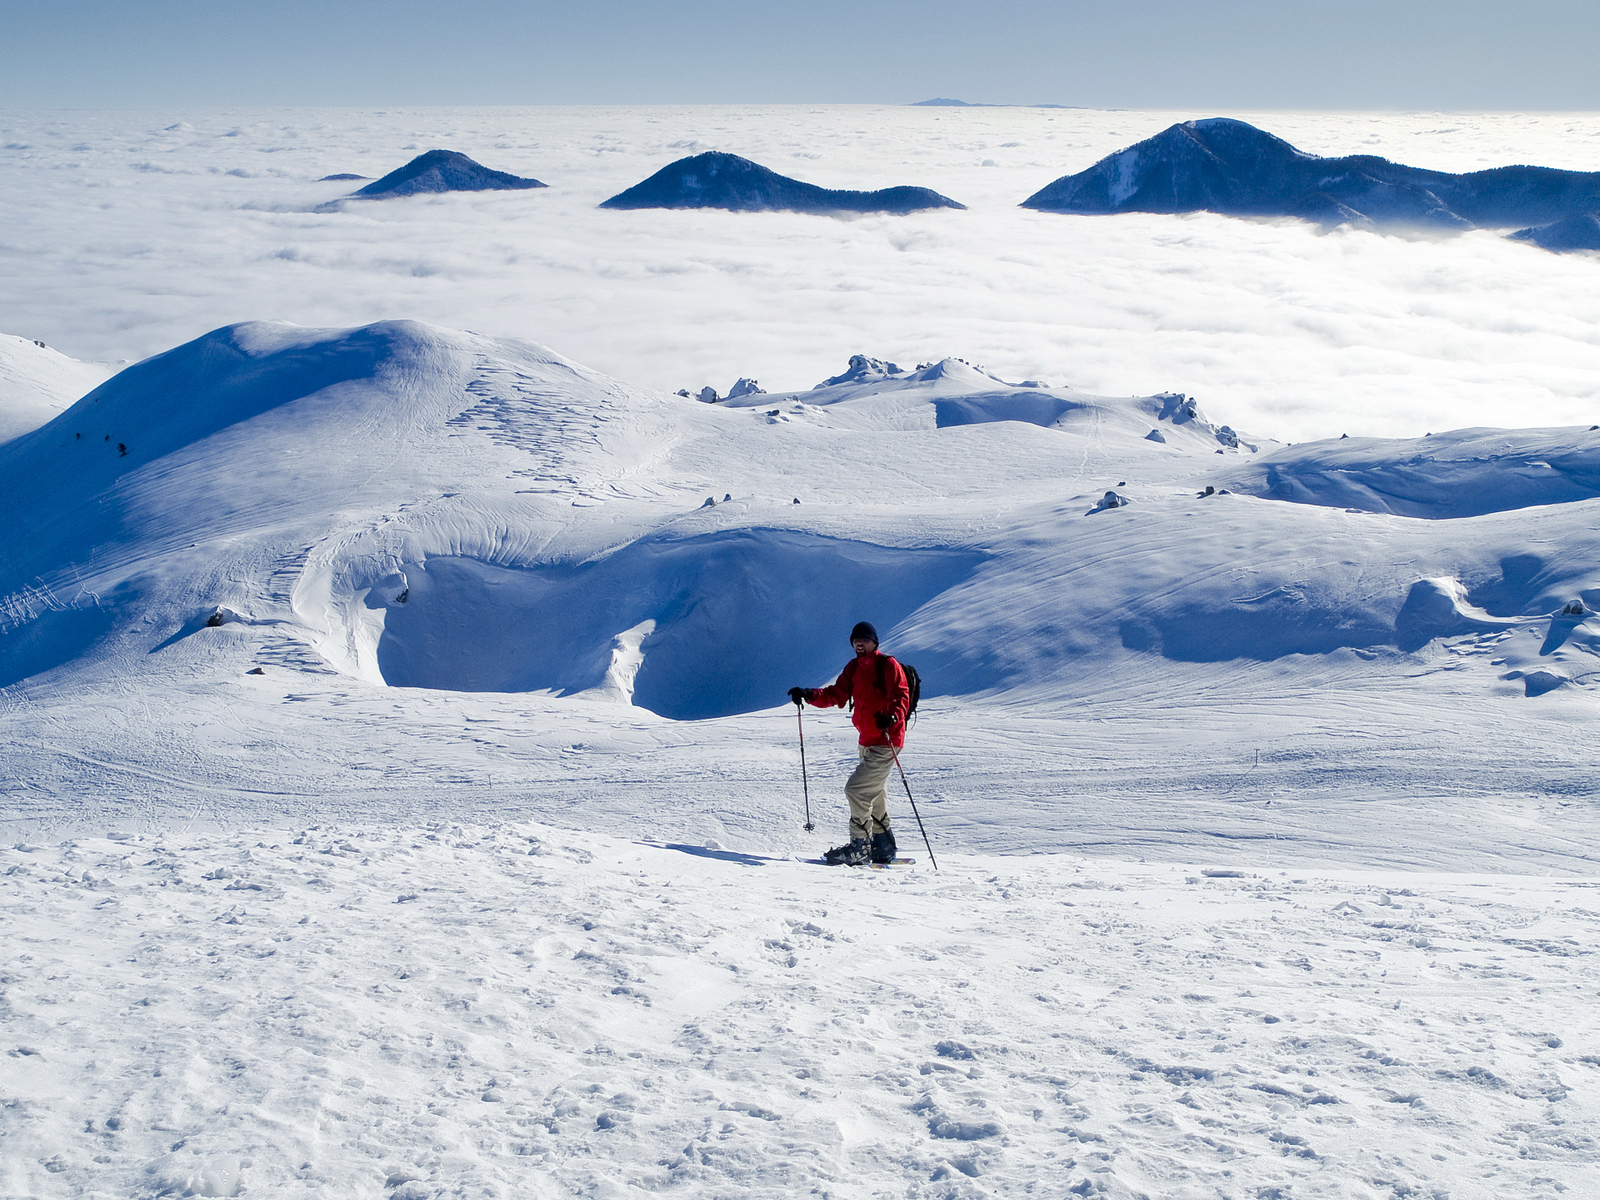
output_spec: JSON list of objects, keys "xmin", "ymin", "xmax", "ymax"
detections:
[
  {"xmin": 3, "ymin": 318, "xmax": 1600, "ymax": 866},
  {"xmin": 350, "ymin": 149, "xmax": 547, "ymax": 198},
  {"xmin": 1223, "ymin": 426, "xmax": 1600, "ymax": 518},
  {"xmin": 599, "ymin": 151, "xmax": 965, "ymax": 214},
  {"xmin": 1022, "ymin": 118, "xmax": 1600, "ymax": 242},
  {"xmin": 378, "ymin": 533, "xmax": 983, "ymax": 719}
]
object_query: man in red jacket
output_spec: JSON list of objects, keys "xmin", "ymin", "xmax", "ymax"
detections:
[{"xmin": 788, "ymin": 621, "xmax": 910, "ymax": 865}]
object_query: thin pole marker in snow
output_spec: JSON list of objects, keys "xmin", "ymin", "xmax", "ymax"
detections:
[
  {"xmin": 888, "ymin": 742, "xmax": 938, "ymax": 871},
  {"xmin": 1218, "ymin": 746, "xmax": 1263, "ymax": 799},
  {"xmin": 794, "ymin": 699, "xmax": 815, "ymax": 832}
]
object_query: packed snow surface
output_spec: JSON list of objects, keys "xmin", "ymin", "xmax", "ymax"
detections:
[{"xmin": 7, "ymin": 825, "xmax": 1598, "ymax": 1199}]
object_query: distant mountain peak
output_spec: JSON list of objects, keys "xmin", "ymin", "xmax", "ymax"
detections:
[
  {"xmin": 1509, "ymin": 211, "xmax": 1600, "ymax": 253},
  {"xmin": 1021, "ymin": 118, "xmax": 1600, "ymax": 246},
  {"xmin": 599, "ymin": 151, "xmax": 964, "ymax": 215},
  {"xmin": 352, "ymin": 150, "xmax": 546, "ymax": 199}
]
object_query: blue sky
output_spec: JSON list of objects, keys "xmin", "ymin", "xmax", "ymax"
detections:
[{"xmin": 1, "ymin": 0, "xmax": 1596, "ymax": 109}]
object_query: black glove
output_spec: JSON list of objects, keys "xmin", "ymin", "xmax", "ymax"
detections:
[
  {"xmin": 788, "ymin": 686, "xmax": 808, "ymax": 705},
  {"xmin": 875, "ymin": 711, "xmax": 896, "ymax": 730}
]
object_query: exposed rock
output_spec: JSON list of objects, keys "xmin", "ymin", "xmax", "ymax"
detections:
[
  {"xmin": 351, "ymin": 150, "xmax": 546, "ymax": 199},
  {"xmin": 318, "ymin": 173, "xmax": 368, "ymax": 182},
  {"xmin": 1519, "ymin": 669, "xmax": 1569, "ymax": 697},
  {"xmin": 599, "ymin": 152, "xmax": 965, "ymax": 215},
  {"xmin": 727, "ymin": 378, "xmax": 764, "ymax": 399},
  {"xmin": 698, "ymin": 387, "xmax": 720, "ymax": 404},
  {"xmin": 1022, "ymin": 118, "xmax": 1600, "ymax": 239},
  {"xmin": 814, "ymin": 355, "xmax": 904, "ymax": 389}
]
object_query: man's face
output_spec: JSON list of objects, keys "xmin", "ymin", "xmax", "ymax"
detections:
[{"xmin": 852, "ymin": 636, "xmax": 877, "ymax": 655}]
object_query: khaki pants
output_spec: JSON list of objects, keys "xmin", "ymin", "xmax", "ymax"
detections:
[{"xmin": 844, "ymin": 745, "xmax": 896, "ymax": 841}]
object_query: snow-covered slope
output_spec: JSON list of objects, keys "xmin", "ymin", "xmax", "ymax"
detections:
[
  {"xmin": 3, "ymin": 318, "xmax": 1599, "ymax": 865},
  {"xmin": 0, "ymin": 333, "xmax": 119, "ymax": 444},
  {"xmin": 1225, "ymin": 426, "xmax": 1600, "ymax": 518}
]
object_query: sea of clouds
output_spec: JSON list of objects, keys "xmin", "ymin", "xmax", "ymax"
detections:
[{"xmin": 1, "ymin": 104, "xmax": 1597, "ymax": 442}]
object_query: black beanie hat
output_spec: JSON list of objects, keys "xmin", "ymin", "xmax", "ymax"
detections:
[{"xmin": 849, "ymin": 621, "xmax": 879, "ymax": 645}]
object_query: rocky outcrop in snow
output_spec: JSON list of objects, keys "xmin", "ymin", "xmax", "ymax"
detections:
[{"xmin": 813, "ymin": 355, "xmax": 905, "ymax": 388}]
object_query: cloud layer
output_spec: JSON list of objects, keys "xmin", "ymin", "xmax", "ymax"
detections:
[{"xmin": 1, "ymin": 105, "xmax": 1597, "ymax": 442}]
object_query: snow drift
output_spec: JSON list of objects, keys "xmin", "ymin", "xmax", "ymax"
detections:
[{"xmin": 1225, "ymin": 426, "xmax": 1600, "ymax": 518}]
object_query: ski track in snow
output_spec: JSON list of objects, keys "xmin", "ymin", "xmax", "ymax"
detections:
[{"xmin": 4, "ymin": 825, "xmax": 1596, "ymax": 1199}]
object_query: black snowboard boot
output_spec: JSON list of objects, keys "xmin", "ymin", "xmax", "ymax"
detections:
[
  {"xmin": 870, "ymin": 830, "xmax": 897, "ymax": 864},
  {"xmin": 824, "ymin": 838, "xmax": 870, "ymax": 866}
]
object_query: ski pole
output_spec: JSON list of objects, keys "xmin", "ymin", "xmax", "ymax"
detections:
[
  {"xmin": 887, "ymin": 741, "xmax": 938, "ymax": 871},
  {"xmin": 795, "ymin": 698, "xmax": 815, "ymax": 832}
]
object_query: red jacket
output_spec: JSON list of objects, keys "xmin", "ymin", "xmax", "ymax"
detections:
[{"xmin": 809, "ymin": 651, "xmax": 910, "ymax": 748}]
